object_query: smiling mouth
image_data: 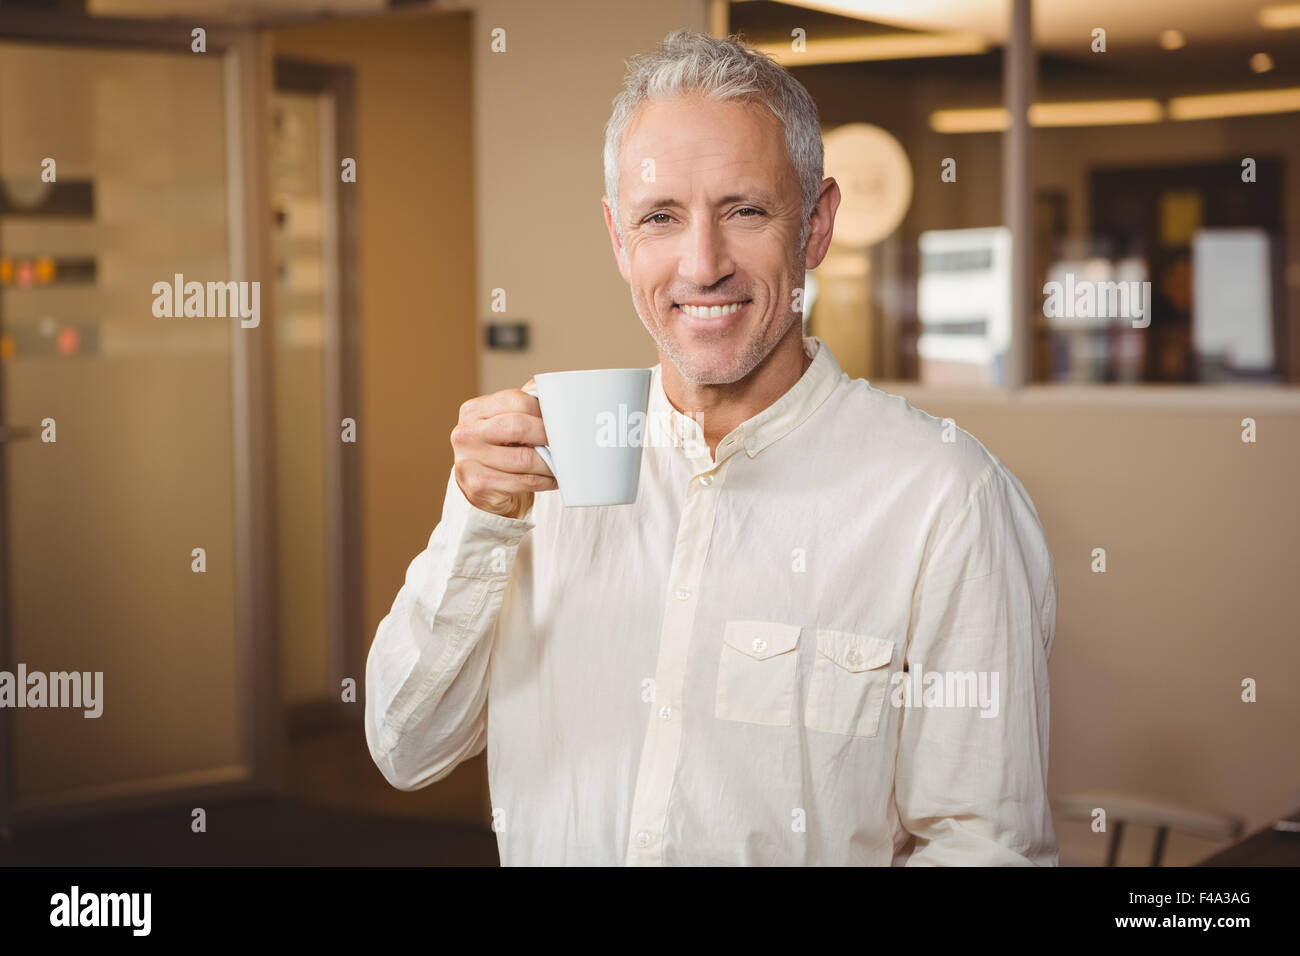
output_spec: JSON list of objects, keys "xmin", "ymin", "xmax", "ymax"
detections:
[{"xmin": 673, "ymin": 299, "xmax": 752, "ymax": 320}]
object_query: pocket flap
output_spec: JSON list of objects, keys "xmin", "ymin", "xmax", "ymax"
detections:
[
  {"xmin": 815, "ymin": 630, "xmax": 894, "ymax": 672},
  {"xmin": 722, "ymin": 620, "xmax": 801, "ymax": 661}
]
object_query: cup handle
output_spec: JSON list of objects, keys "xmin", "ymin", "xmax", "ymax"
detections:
[{"xmin": 520, "ymin": 385, "xmax": 555, "ymax": 476}]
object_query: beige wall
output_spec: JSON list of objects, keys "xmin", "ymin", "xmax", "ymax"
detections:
[{"xmin": 273, "ymin": 13, "xmax": 482, "ymax": 820}]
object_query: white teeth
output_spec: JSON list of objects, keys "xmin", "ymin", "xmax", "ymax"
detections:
[{"xmin": 678, "ymin": 301, "xmax": 745, "ymax": 318}]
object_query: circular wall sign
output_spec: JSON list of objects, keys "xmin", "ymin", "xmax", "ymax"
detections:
[{"xmin": 822, "ymin": 123, "xmax": 913, "ymax": 248}]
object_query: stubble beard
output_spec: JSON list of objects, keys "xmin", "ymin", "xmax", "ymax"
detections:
[{"xmin": 652, "ymin": 317, "xmax": 776, "ymax": 386}]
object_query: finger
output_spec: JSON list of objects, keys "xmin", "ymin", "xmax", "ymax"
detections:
[
  {"xmin": 476, "ymin": 441, "xmax": 554, "ymax": 477},
  {"xmin": 459, "ymin": 388, "xmax": 539, "ymax": 423},
  {"xmin": 465, "ymin": 461, "xmax": 557, "ymax": 495},
  {"xmin": 478, "ymin": 411, "xmax": 548, "ymax": 449}
]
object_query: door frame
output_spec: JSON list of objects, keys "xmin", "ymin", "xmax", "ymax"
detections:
[
  {"xmin": 0, "ymin": 9, "xmax": 281, "ymax": 833},
  {"xmin": 273, "ymin": 58, "xmax": 364, "ymax": 732}
]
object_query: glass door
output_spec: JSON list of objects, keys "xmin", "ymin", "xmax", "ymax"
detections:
[{"xmin": 0, "ymin": 17, "xmax": 277, "ymax": 830}]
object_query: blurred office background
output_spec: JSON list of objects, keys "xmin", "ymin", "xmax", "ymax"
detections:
[{"xmin": 0, "ymin": 0, "xmax": 1297, "ymax": 866}]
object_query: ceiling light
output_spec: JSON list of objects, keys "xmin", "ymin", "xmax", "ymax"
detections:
[
  {"xmin": 752, "ymin": 32, "xmax": 988, "ymax": 66},
  {"xmin": 929, "ymin": 107, "xmax": 1008, "ymax": 133},
  {"xmin": 1028, "ymin": 100, "xmax": 1164, "ymax": 126},
  {"xmin": 1159, "ymin": 30, "xmax": 1186, "ymax": 50},
  {"xmin": 1259, "ymin": 4, "xmax": 1300, "ymax": 29},
  {"xmin": 1169, "ymin": 87, "xmax": 1300, "ymax": 119},
  {"xmin": 930, "ymin": 99, "xmax": 1163, "ymax": 132},
  {"xmin": 1250, "ymin": 53, "xmax": 1276, "ymax": 73}
]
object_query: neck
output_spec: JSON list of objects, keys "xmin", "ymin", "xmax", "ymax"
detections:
[{"xmin": 661, "ymin": 324, "xmax": 812, "ymax": 457}]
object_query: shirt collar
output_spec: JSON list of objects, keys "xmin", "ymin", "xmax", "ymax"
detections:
[{"xmin": 647, "ymin": 335, "xmax": 843, "ymax": 468}]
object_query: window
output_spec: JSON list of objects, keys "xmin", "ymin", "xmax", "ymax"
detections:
[{"xmin": 729, "ymin": 0, "xmax": 1300, "ymax": 387}]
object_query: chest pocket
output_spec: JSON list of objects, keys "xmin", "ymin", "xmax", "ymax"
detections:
[
  {"xmin": 805, "ymin": 629, "xmax": 896, "ymax": 738},
  {"xmin": 715, "ymin": 620, "xmax": 801, "ymax": 726}
]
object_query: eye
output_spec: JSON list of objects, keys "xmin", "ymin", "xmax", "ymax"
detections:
[
  {"xmin": 643, "ymin": 213, "xmax": 672, "ymax": 226},
  {"xmin": 736, "ymin": 207, "xmax": 764, "ymax": 218}
]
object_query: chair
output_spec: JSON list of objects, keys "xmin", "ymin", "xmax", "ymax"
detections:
[{"xmin": 1055, "ymin": 790, "xmax": 1244, "ymax": 866}]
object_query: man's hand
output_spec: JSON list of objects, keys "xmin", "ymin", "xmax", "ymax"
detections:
[{"xmin": 451, "ymin": 379, "xmax": 556, "ymax": 519}]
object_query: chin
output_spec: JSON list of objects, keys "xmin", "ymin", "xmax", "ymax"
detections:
[
  {"xmin": 679, "ymin": 357, "xmax": 747, "ymax": 386},
  {"xmin": 658, "ymin": 327, "xmax": 763, "ymax": 385}
]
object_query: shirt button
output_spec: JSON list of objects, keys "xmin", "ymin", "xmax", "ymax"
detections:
[
  {"xmin": 675, "ymin": 586, "xmax": 690, "ymax": 600},
  {"xmin": 658, "ymin": 704, "xmax": 672, "ymax": 720},
  {"xmin": 846, "ymin": 650, "xmax": 862, "ymax": 666},
  {"xmin": 636, "ymin": 831, "xmax": 651, "ymax": 848},
  {"xmin": 751, "ymin": 638, "xmax": 767, "ymax": 654},
  {"xmin": 698, "ymin": 474, "xmax": 713, "ymax": 486}
]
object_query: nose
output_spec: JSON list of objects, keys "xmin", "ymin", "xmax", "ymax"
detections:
[{"xmin": 678, "ymin": 215, "xmax": 734, "ymax": 289}]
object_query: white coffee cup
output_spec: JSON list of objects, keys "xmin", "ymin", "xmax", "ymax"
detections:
[{"xmin": 523, "ymin": 368, "xmax": 652, "ymax": 507}]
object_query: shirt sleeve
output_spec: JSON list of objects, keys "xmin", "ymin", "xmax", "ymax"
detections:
[
  {"xmin": 363, "ymin": 467, "xmax": 534, "ymax": 791},
  {"xmin": 893, "ymin": 461, "xmax": 1058, "ymax": 866}
]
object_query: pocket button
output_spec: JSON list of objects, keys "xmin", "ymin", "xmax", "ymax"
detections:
[
  {"xmin": 715, "ymin": 620, "xmax": 802, "ymax": 725},
  {"xmin": 805, "ymin": 630, "xmax": 896, "ymax": 738}
]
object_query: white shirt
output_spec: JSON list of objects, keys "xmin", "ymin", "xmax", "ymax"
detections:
[{"xmin": 365, "ymin": 335, "xmax": 1058, "ymax": 865}]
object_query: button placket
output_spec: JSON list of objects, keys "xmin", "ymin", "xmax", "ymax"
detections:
[
  {"xmin": 715, "ymin": 429, "xmax": 742, "ymax": 464},
  {"xmin": 624, "ymin": 456, "xmax": 731, "ymax": 865}
]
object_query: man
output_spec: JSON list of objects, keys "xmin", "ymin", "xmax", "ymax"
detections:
[{"xmin": 365, "ymin": 30, "xmax": 1058, "ymax": 865}]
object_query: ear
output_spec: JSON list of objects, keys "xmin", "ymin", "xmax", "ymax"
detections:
[
  {"xmin": 803, "ymin": 177, "xmax": 842, "ymax": 271},
  {"xmin": 603, "ymin": 195, "xmax": 631, "ymax": 283}
]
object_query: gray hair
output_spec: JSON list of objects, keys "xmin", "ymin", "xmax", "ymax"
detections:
[{"xmin": 603, "ymin": 29, "xmax": 824, "ymax": 255}]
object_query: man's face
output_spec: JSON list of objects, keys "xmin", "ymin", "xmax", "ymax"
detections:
[{"xmin": 603, "ymin": 93, "xmax": 810, "ymax": 386}]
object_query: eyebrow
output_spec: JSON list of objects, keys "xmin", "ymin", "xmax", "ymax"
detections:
[{"xmin": 629, "ymin": 193, "xmax": 773, "ymax": 217}]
